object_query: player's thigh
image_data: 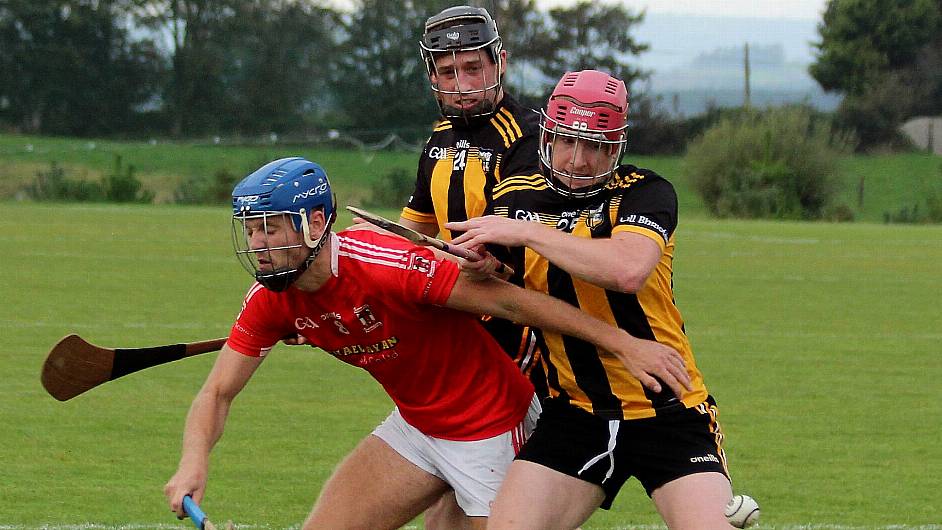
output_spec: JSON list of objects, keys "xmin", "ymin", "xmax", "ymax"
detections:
[
  {"xmin": 303, "ymin": 434, "xmax": 449, "ymax": 530},
  {"xmin": 652, "ymin": 471, "xmax": 733, "ymax": 530},
  {"xmin": 488, "ymin": 460, "xmax": 603, "ymax": 530}
]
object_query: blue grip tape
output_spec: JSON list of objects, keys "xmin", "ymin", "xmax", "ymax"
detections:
[{"xmin": 182, "ymin": 495, "xmax": 206, "ymax": 530}]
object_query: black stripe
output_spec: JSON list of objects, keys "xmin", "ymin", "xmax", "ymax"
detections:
[
  {"xmin": 547, "ymin": 262, "xmax": 624, "ymax": 419},
  {"xmin": 606, "ymin": 290, "xmax": 680, "ymax": 410},
  {"xmin": 535, "ymin": 329, "xmax": 567, "ymax": 403},
  {"xmin": 111, "ymin": 344, "xmax": 188, "ymax": 379},
  {"xmin": 447, "ymin": 161, "xmax": 469, "ymax": 236}
]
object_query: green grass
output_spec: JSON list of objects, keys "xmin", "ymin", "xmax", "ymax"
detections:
[
  {"xmin": 0, "ymin": 133, "xmax": 419, "ymax": 204},
  {"xmin": 834, "ymin": 152, "xmax": 942, "ymax": 223},
  {"xmin": 1, "ymin": 202, "xmax": 940, "ymax": 528},
  {"xmin": 5, "ymin": 133, "xmax": 941, "ymax": 224}
]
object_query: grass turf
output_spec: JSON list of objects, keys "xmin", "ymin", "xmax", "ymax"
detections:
[
  {"xmin": 1, "ymin": 202, "xmax": 940, "ymax": 528},
  {"xmin": 3, "ymin": 133, "xmax": 941, "ymax": 224}
]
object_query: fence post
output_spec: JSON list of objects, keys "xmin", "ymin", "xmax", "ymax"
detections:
[
  {"xmin": 857, "ymin": 175, "xmax": 865, "ymax": 208},
  {"xmin": 927, "ymin": 119, "xmax": 934, "ymax": 154}
]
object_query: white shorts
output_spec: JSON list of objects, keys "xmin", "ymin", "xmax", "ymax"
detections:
[{"xmin": 371, "ymin": 394, "xmax": 541, "ymax": 517}]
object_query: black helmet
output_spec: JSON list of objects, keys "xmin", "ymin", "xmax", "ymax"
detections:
[{"xmin": 420, "ymin": 6, "xmax": 504, "ymax": 120}]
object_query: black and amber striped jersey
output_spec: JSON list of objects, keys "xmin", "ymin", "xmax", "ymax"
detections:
[
  {"xmin": 487, "ymin": 165, "xmax": 710, "ymax": 420},
  {"xmin": 401, "ymin": 94, "xmax": 540, "ymax": 241},
  {"xmin": 401, "ymin": 94, "xmax": 543, "ymax": 388}
]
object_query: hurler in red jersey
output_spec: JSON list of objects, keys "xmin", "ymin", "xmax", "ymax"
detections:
[{"xmin": 163, "ymin": 157, "xmax": 689, "ymax": 530}]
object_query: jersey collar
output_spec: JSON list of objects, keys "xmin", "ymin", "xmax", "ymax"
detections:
[{"xmin": 329, "ymin": 232, "xmax": 340, "ymax": 277}]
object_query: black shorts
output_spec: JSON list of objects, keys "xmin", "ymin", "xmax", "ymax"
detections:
[{"xmin": 516, "ymin": 396, "xmax": 729, "ymax": 509}]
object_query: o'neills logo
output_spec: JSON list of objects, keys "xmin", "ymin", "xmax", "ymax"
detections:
[
  {"xmin": 570, "ymin": 107, "xmax": 595, "ymax": 117},
  {"xmin": 689, "ymin": 454, "xmax": 720, "ymax": 464}
]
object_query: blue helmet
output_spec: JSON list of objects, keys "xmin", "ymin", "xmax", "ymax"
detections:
[{"xmin": 231, "ymin": 157, "xmax": 336, "ymax": 291}]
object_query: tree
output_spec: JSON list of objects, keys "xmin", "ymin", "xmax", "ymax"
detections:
[
  {"xmin": 331, "ymin": 0, "xmax": 451, "ymax": 141},
  {"xmin": 685, "ymin": 106, "xmax": 852, "ymax": 220},
  {"xmin": 810, "ymin": 0, "xmax": 941, "ymax": 95},
  {"xmin": 133, "ymin": 0, "xmax": 241, "ymax": 136},
  {"xmin": 810, "ymin": 0, "xmax": 942, "ymax": 149},
  {"xmin": 485, "ymin": 0, "xmax": 546, "ymax": 104},
  {"xmin": 217, "ymin": 0, "xmax": 339, "ymax": 134},
  {"xmin": 528, "ymin": 1, "xmax": 649, "ymax": 96},
  {"xmin": 0, "ymin": 0, "xmax": 161, "ymax": 135}
]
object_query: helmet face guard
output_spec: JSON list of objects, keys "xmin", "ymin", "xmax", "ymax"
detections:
[
  {"xmin": 420, "ymin": 6, "xmax": 503, "ymax": 121},
  {"xmin": 231, "ymin": 158, "xmax": 336, "ymax": 292},
  {"xmin": 231, "ymin": 209, "xmax": 331, "ymax": 292},
  {"xmin": 539, "ymin": 70, "xmax": 629, "ymax": 198}
]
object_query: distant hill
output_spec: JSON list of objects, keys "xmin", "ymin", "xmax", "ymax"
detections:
[{"xmin": 633, "ymin": 13, "xmax": 841, "ymax": 115}]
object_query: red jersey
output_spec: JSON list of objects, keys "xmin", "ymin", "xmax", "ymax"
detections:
[{"xmin": 228, "ymin": 229, "xmax": 534, "ymax": 441}]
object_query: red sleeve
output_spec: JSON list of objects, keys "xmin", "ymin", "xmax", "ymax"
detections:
[
  {"xmin": 227, "ymin": 282, "xmax": 289, "ymax": 357},
  {"xmin": 339, "ymin": 230, "xmax": 461, "ymax": 306},
  {"xmin": 419, "ymin": 252, "xmax": 460, "ymax": 305}
]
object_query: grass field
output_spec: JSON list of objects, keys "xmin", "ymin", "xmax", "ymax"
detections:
[
  {"xmin": 2, "ymin": 133, "xmax": 941, "ymax": 224},
  {"xmin": 1, "ymin": 201, "xmax": 940, "ymax": 529},
  {"xmin": 0, "ymin": 134, "xmax": 420, "ymax": 204}
]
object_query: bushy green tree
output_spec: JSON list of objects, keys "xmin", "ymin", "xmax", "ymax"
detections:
[
  {"xmin": 218, "ymin": 1, "xmax": 338, "ymax": 134},
  {"xmin": 0, "ymin": 0, "xmax": 162, "ymax": 135},
  {"xmin": 529, "ymin": 1, "xmax": 648, "ymax": 93},
  {"xmin": 684, "ymin": 106, "xmax": 853, "ymax": 220},
  {"xmin": 810, "ymin": 0, "xmax": 942, "ymax": 150},
  {"xmin": 811, "ymin": 0, "xmax": 940, "ymax": 95},
  {"xmin": 832, "ymin": 73, "xmax": 918, "ymax": 149},
  {"xmin": 330, "ymin": 0, "xmax": 450, "ymax": 141},
  {"xmin": 133, "ymin": 0, "xmax": 241, "ymax": 136}
]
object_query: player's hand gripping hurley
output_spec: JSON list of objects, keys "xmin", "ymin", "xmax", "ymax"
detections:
[{"xmin": 182, "ymin": 495, "xmax": 233, "ymax": 530}]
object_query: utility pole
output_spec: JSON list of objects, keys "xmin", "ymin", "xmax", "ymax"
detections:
[{"xmin": 744, "ymin": 42, "xmax": 752, "ymax": 109}]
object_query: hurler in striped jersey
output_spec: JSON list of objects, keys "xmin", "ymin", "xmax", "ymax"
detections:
[
  {"xmin": 448, "ymin": 71, "xmax": 744, "ymax": 529},
  {"xmin": 163, "ymin": 157, "xmax": 690, "ymax": 530}
]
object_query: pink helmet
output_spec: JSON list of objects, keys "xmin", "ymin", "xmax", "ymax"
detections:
[{"xmin": 540, "ymin": 70, "xmax": 629, "ymax": 197}]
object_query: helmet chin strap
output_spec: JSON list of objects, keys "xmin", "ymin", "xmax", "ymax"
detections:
[
  {"xmin": 300, "ymin": 205, "xmax": 337, "ymax": 266},
  {"xmin": 255, "ymin": 204, "xmax": 337, "ymax": 292}
]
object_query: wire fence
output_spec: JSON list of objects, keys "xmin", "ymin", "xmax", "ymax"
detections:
[{"xmin": 0, "ymin": 130, "xmax": 426, "ymax": 160}]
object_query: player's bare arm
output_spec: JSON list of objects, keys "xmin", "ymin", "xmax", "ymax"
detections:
[
  {"xmin": 164, "ymin": 345, "xmax": 263, "ymax": 517},
  {"xmin": 447, "ymin": 216, "xmax": 662, "ymax": 292},
  {"xmin": 445, "ymin": 273, "xmax": 691, "ymax": 396},
  {"xmin": 397, "ymin": 217, "xmax": 440, "ymax": 238}
]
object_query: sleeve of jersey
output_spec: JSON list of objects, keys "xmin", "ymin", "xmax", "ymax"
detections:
[
  {"xmin": 401, "ymin": 156, "xmax": 436, "ymax": 224},
  {"xmin": 373, "ymin": 241, "xmax": 461, "ymax": 306},
  {"xmin": 228, "ymin": 285, "xmax": 288, "ymax": 358},
  {"xmin": 611, "ymin": 179, "xmax": 679, "ymax": 252}
]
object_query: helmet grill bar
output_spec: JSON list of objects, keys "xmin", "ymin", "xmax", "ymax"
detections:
[
  {"xmin": 539, "ymin": 111, "xmax": 627, "ymax": 199},
  {"xmin": 423, "ymin": 46, "xmax": 502, "ymax": 120},
  {"xmin": 232, "ymin": 211, "xmax": 308, "ymax": 291}
]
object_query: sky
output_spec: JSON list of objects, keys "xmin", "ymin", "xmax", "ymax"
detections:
[
  {"xmin": 536, "ymin": 0, "xmax": 828, "ymax": 20},
  {"xmin": 325, "ymin": 1, "xmax": 829, "ymax": 21}
]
